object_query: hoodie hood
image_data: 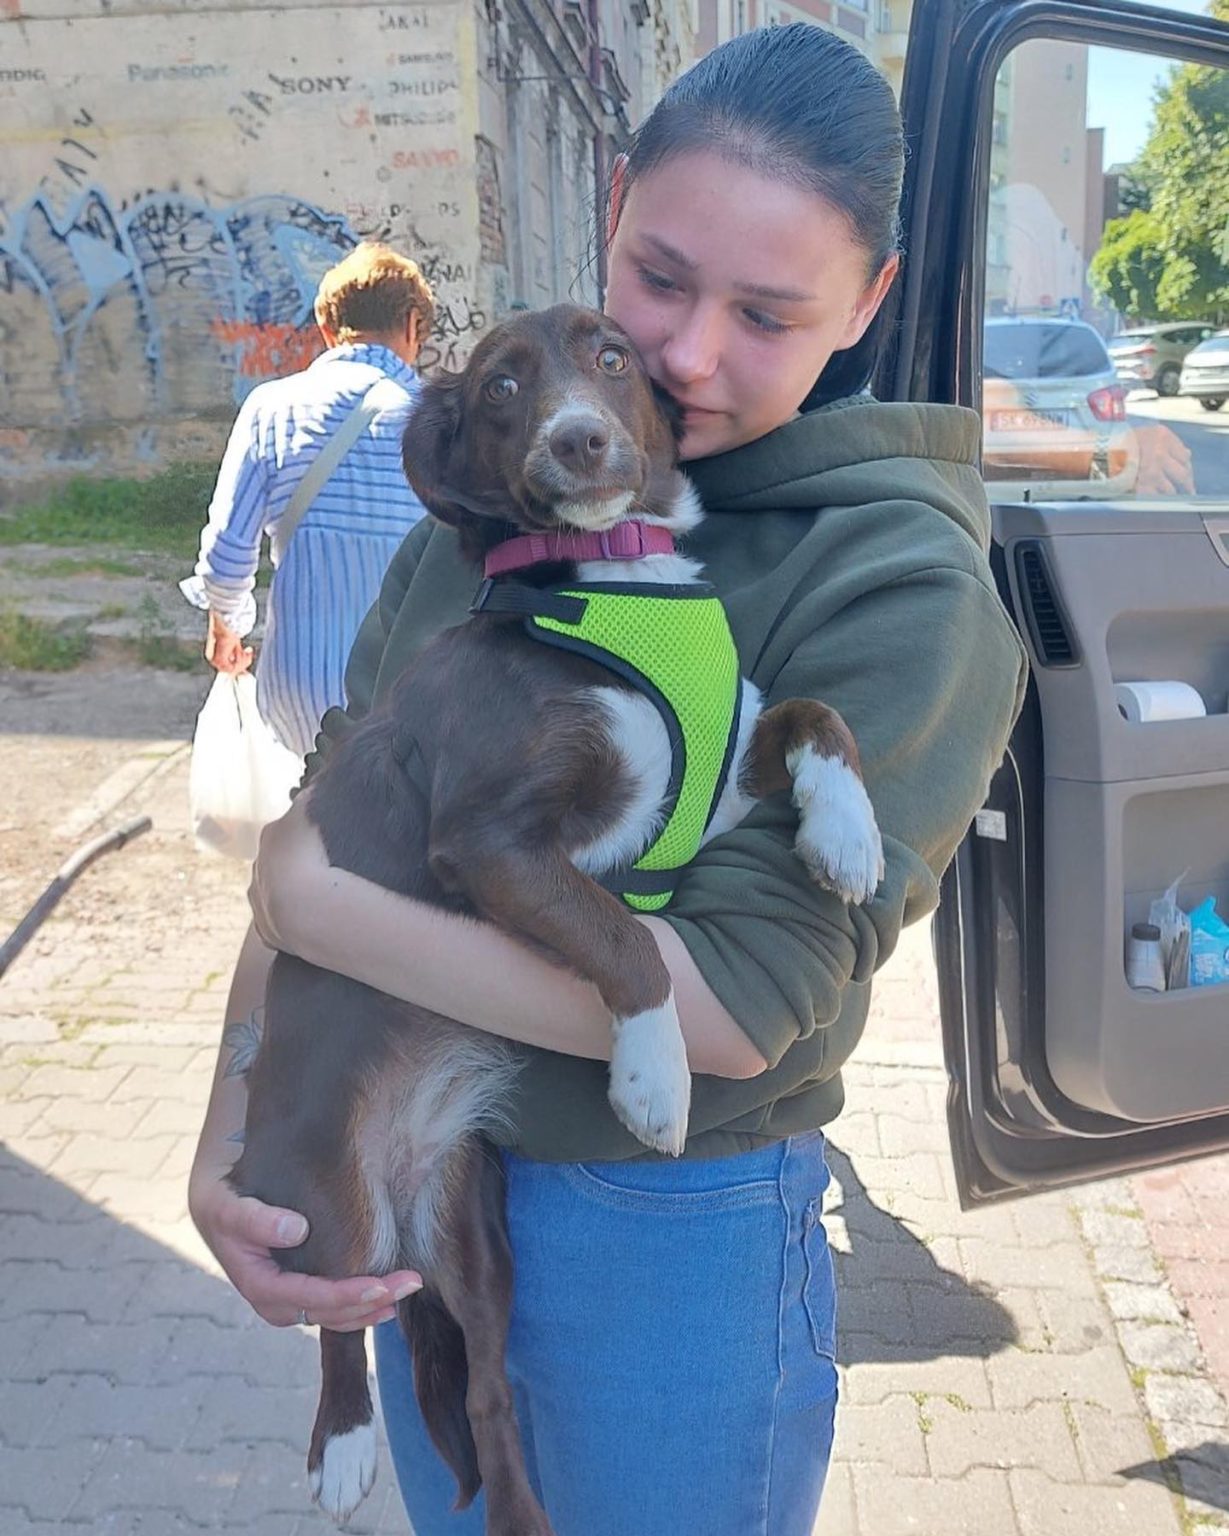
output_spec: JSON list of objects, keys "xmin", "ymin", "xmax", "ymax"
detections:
[{"xmin": 684, "ymin": 397, "xmax": 991, "ymax": 554}]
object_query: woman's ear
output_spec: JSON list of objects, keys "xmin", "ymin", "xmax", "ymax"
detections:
[
  {"xmin": 606, "ymin": 154, "xmax": 629, "ymax": 247},
  {"xmin": 401, "ymin": 371, "xmax": 466, "ymax": 518},
  {"xmin": 837, "ymin": 251, "xmax": 902, "ymax": 351}
]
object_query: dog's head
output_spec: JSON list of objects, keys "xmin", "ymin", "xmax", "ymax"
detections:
[{"xmin": 402, "ymin": 305, "xmax": 690, "ymax": 562}]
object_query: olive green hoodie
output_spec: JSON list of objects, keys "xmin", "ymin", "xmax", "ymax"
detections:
[{"xmin": 303, "ymin": 396, "xmax": 1028, "ymax": 1162}]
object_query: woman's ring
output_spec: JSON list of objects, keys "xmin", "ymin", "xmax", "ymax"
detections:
[{"xmin": 296, "ymin": 1307, "xmax": 310, "ymax": 1327}]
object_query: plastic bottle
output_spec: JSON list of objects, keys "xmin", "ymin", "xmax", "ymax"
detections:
[{"xmin": 1126, "ymin": 921, "xmax": 1167, "ymax": 992}]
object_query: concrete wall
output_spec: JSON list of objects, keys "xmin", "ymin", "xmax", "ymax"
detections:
[{"xmin": 0, "ymin": 1, "xmax": 486, "ymax": 481}]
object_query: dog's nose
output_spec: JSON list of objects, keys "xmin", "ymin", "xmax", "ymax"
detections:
[{"xmin": 549, "ymin": 415, "xmax": 610, "ymax": 473}]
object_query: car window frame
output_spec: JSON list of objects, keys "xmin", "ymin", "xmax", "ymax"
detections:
[{"xmin": 885, "ymin": 0, "xmax": 1229, "ymax": 417}]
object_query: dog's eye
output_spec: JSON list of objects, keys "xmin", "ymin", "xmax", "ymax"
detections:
[
  {"xmin": 596, "ymin": 346, "xmax": 629, "ymax": 375},
  {"xmin": 484, "ymin": 375, "xmax": 519, "ymax": 402}
]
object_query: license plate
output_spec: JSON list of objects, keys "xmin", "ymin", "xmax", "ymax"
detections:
[{"xmin": 990, "ymin": 409, "xmax": 1070, "ymax": 431}]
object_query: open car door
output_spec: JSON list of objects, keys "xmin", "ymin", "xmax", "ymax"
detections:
[{"xmin": 889, "ymin": 0, "xmax": 1229, "ymax": 1204}]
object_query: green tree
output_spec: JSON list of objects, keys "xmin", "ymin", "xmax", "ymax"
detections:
[
  {"xmin": 1089, "ymin": 210, "xmax": 1167, "ymax": 320},
  {"xmin": 1124, "ymin": 31, "xmax": 1229, "ymax": 322}
]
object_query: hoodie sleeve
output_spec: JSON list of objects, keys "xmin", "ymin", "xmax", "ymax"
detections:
[
  {"xmin": 660, "ymin": 562, "xmax": 1028, "ymax": 1069},
  {"xmin": 300, "ymin": 517, "xmax": 436, "ymax": 786}
]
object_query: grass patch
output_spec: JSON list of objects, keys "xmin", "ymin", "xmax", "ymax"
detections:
[
  {"xmin": 94, "ymin": 603, "xmax": 130, "ymax": 622},
  {"xmin": 910, "ymin": 1390, "xmax": 934, "ymax": 1435},
  {"xmin": 0, "ymin": 463, "xmax": 214, "ymax": 562},
  {"xmin": 128, "ymin": 593, "xmax": 202, "ymax": 672},
  {"xmin": 24, "ymin": 555, "xmax": 145, "ymax": 579},
  {"xmin": 0, "ymin": 611, "xmax": 91, "ymax": 671}
]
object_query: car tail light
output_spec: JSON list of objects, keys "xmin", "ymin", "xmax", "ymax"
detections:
[{"xmin": 1088, "ymin": 384, "xmax": 1126, "ymax": 422}]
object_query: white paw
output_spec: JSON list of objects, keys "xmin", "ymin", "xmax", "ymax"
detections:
[
  {"xmin": 309, "ymin": 1422, "xmax": 377, "ymax": 1525},
  {"xmin": 607, "ymin": 997, "xmax": 691, "ymax": 1156},
  {"xmin": 788, "ymin": 746, "xmax": 885, "ymax": 906}
]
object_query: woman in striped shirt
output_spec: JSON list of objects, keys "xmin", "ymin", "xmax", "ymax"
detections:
[{"xmin": 182, "ymin": 243, "xmax": 433, "ymax": 758}]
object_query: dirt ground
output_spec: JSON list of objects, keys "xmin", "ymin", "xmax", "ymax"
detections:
[{"xmin": 0, "ymin": 659, "xmax": 220, "ymax": 953}]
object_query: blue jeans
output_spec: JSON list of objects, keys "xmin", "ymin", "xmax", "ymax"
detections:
[{"xmin": 374, "ymin": 1131, "xmax": 838, "ymax": 1536}]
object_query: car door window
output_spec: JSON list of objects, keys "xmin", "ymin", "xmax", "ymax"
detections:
[{"xmin": 983, "ymin": 39, "xmax": 1228, "ymax": 501}]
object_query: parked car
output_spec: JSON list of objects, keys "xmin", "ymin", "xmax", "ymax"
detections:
[
  {"xmin": 1177, "ymin": 329, "xmax": 1229, "ymax": 412},
  {"xmin": 898, "ymin": 0, "xmax": 1229, "ymax": 1204},
  {"xmin": 982, "ymin": 318, "xmax": 1137, "ymax": 501},
  {"xmin": 1107, "ymin": 322, "xmax": 1217, "ymax": 396}
]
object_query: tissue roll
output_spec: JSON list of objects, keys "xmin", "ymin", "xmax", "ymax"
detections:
[{"xmin": 1114, "ymin": 680, "xmax": 1207, "ymax": 723}]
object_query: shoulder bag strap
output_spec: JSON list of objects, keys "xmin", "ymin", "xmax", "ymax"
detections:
[{"xmin": 272, "ymin": 377, "xmax": 407, "ymax": 564}]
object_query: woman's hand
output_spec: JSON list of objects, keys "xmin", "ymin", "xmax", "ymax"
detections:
[
  {"xmin": 188, "ymin": 1156, "xmax": 422, "ymax": 1331},
  {"xmin": 205, "ymin": 610, "xmax": 254, "ymax": 675},
  {"xmin": 1132, "ymin": 422, "xmax": 1195, "ymax": 496},
  {"xmin": 248, "ymin": 790, "xmax": 331, "ymax": 954}
]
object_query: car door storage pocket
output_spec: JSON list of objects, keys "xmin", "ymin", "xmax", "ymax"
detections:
[{"xmin": 1002, "ymin": 507, "xmax": 1229, "ymax": 1126}]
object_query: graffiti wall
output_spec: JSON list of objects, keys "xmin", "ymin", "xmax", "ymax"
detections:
[{"xmin": 0, "ymin": 1, "xmax": 484, "ymax": 478}]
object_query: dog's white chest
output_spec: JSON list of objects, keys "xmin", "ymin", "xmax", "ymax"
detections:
[{"xmin": 569, "ymin": 687, "xmax": 671, "ymax": 877}]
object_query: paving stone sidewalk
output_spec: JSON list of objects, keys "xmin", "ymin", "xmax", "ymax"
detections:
[{"xmin": 2, "ymin": 734, "xmax": 1227, "ymax": 1534}]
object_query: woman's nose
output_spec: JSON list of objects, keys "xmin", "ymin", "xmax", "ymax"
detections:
[{"xmin": 660, "ymin": 304, "xmax": 721, "ymax": 386}]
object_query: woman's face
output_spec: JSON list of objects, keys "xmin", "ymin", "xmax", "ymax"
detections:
[{"xmin": 604, "ymin": 149, "xmax": 898, "ymax": 461}]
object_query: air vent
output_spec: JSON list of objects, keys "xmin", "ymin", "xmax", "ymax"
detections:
[{"xmin": 1014, "ymin": 542, "xmax": 1079, "ymax": 667}]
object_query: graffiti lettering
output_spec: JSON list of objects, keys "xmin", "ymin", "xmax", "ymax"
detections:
[
  {"xmin": 0, "ymin": 185, "xmax": 356, "ymax": 421},
  {"xmin": 127, "ymin": 62, "xmax": 230, "ymax": 83},
  {"xmin": 418, "ymin": 255, "xmax": 470, "ymax": 287},
  {"xmin": 33, "ymin": 108, "xmax": 103, "ymax": 206},
  {"xmin": 388, "ymin": 147, "xmax": 459, "ymax": 170},
  {"xmin": 228, "ymin": 88, "xmax": 275, "ymax": 144},
  {"xmin": 210, "ymin": 319, "xmax": 322, "ymax": 377},
  {"xmin": 268, "ymin": 73, "xmax": 353, "ymax": 95},
  {"xmin": 417, "ymin": 294, "xmax": 486, "ymax": 373}
]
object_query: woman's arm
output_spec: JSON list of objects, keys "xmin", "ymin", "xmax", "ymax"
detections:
[
  {"xmin": 249, "ymin": 800, "xmax": 769, "ymax": 1081},
  {"xmin": 188, "ymin": 923, "xmax": 423, "ymax": 1330}
]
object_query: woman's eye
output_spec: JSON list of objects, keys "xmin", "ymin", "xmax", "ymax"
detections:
[
  {"xmin": 483, "ymin": 374, "xmax": 519, "ymax": 402},
  {"xmin": 744, "ymin": 308, "xmax": 791, "ymax": 336},
  {"xmin": 597, "ymin": 345, "xmax": 629, "ymax": 375},
  {"xmin": 637, "ymin": 264, "xmax": 678, "ymax": 294}
]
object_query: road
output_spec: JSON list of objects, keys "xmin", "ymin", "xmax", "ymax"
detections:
[{"xmin": 1126, "ymin": 392, "xmax": 1229, "ymax": 498}]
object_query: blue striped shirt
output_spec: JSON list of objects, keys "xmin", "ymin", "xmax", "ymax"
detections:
[{"xmin": 183, "ymin": 344, "xmax": 427, "ymax": 757}]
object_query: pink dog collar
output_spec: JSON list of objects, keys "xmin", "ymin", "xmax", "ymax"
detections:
[{"xmin": 484, "ymin": 520, "xmax": 675, "ymax": 577}]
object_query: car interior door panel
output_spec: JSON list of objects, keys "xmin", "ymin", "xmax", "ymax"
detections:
[{"xmin": 898, "ymin": 0, "xmax": 1229, "ymax": 1203}]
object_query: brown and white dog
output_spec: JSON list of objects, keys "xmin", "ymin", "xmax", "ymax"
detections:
[{"xmin": 229, "ymin": 305, "xmax": 882, "ymax": 1533}]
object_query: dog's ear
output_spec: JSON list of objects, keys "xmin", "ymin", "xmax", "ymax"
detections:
[{"xmin": 402, "ymin": 371, "xmax": 467, "ymax": 519}]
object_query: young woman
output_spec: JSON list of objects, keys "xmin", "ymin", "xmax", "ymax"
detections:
[{"xmin": 189, "ymin": 24, "xmax": 1028, "ymax": 1535}]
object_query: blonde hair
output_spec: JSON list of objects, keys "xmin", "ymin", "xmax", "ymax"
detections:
[{"xmin": 314, "ymin": 242, "xmax": 435, "ymax": 344}]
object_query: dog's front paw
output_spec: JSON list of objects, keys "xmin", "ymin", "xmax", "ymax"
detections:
[
  {"xmin": 607, "ymin": 998, "xmax": 691, "ymax": 1156},
  {"xmin": 788, "ymin": 746, "xmax": 885, "ymax": 906},
  {"xmin": 308, "ymin": 1422, "xmax": 377, "ymax": 1525}
]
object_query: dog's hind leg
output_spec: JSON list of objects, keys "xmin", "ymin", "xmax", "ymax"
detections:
[
  {"xmin": 422, "ymin": 1140, "xmax": 554, "ymax": 1536},
  {"xmin": 308, "ymin": 1328, "xmax": 378, "ymax": 1525},
  {"xmin": 742, "ymin": 697, "xmax": 884, "ymax": 905}
]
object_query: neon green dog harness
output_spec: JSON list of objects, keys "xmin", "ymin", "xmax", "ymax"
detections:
[{"xmin": 473, "ymin": 580, "xmax": 742, "ymax": 912}]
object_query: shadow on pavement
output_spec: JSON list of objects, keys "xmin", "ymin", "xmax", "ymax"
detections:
[
  {"xmin": 1121, "ymin": 1438, "xmax": 1229, "ymax": 1517},
  {"xmin": 0, "ymin": 1143, "xmax": 406, "ymax": 1533},
  {"xmin": 825, "ymin": 1145, "xmax": 1018, "ymax": 1364},
  {"xmin": 0, "ymin": 663, "xmax": 208, "ymax": 740}
]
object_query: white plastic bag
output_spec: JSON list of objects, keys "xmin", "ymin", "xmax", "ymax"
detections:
[{"xmin": 189, "ymin": 674, "xmax": 302, "ymax": 861}]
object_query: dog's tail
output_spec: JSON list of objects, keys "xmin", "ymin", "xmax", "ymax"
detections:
[{"xmin": 403, "ymin": 1291, "xmax": 481, "ymax": 1509}]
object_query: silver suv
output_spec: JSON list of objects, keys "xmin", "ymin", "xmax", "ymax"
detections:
[{"xmin": 1107, "ymin": 322, "xmax": 1218, "ymax": 396}]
